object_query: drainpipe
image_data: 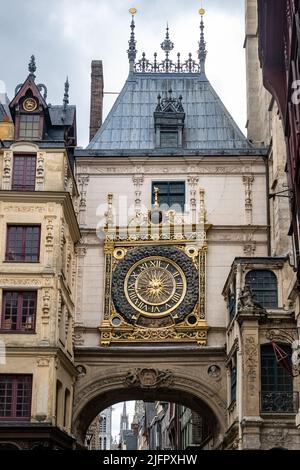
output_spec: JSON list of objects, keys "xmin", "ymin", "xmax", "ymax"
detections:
[
  {"xmin": 265, "ymin": 152, "xmax": 271, "ymax": 256},
  {"xmin": 236, "ymin": 263, "xmax": 243, "ymax": 450}
]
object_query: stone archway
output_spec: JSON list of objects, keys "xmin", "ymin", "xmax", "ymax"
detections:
[{"xmin": 73, "ymin": 364, "xmax": 227, "ymax": 447}]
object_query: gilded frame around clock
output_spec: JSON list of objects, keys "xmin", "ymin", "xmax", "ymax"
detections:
[{"xmin": 99, "ymin": 239, "xmax": 209, "ymax": 346}]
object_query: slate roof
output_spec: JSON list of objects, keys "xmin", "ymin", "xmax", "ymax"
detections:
[
  {"xmin": 48, "ymin": 105, "xmax": 76, "ymax": 127},
  {"xmin": 88, "ymin": 72, "xmax": 252, "ymax": 152},
  {"xmin": 0, "ymin": 102, "xmax": 11, "ymax": 121}
]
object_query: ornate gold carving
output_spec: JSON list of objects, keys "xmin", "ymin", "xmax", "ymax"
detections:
[
  {"xmin": 113, "ymin": 247, "xmax": 127, "ymax": 260},
  {"xmin": 100, "ymin": 241, "xmax": 208, "ymax": 345},
  {"xmin": 124, "ymin": 368, "xmax": 174, "ymax": 389},
  {"xmin": 100, "ymin": 322, "xmax": 208, "ymax": 346},
  {"xmin": 23, "ymin": 97, "xmax": 37, "ymax": 112},
  {"xmin": 185, "ymin": 245, "xmax": 199, "ymax": 258}
]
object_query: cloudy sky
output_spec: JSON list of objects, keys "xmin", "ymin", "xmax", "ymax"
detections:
[{"xmin": 0, "ymin": 0, "xmax": 246, "ymax": 147}]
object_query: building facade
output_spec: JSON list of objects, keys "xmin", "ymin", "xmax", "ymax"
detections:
[
  {"xmin": 0, "ymin": 6, "xmax": 300, "ymax": 451},
  {"xmin": 0, "ymin": 58, "xmax": 80, "ymax": 449}
]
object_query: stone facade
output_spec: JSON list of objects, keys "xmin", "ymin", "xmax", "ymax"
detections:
[{"xmin": 0, "ymin": 66, "xmax": 80, "ymax": 449}]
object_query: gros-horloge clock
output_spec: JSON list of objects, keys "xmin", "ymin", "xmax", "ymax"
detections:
[{"xmin": 111, "ymin": 246, "xmax": 199, "ymax": 328}]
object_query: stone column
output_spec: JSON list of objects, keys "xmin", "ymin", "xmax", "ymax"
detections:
[{"xmin": 238, "ymin": 313, "xmax": 263, "ymax": 449}]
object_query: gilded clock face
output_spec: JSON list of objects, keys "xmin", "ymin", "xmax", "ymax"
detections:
[
  {"xmin": 125, "ymin": 257, "xmax": 186, "ymax": 316},
  {"xmin": 112, "ymin": 246, "xmax": 199, "ymax": 327},
  {"xmin": 23, "ymin": 98, "xmax": 37, "ymax": 112}
]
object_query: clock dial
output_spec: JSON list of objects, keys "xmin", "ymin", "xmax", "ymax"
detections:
[
  {"xmin": 23, "ymin": 98, "xmax": 37, "ymax": 112},
  {"xmin": 125, "ymin": 257, "xmax": 186, "ymax": 316},
  {"xmin": 111, "ymin": 245, "xmax": 199, "ymax": 327}
]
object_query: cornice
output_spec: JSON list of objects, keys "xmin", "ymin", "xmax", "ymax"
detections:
[
  {"xmin": 0, "ymin": 190, "xmax": 81, "ymax": 242},
  {"xmin": 74, "ymin": 345, "xmax": 226, "ymax": 360}
]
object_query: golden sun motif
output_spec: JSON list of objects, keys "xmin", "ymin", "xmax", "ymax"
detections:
[
  {"xmin": 136, "ymin": 267, "xmax": 175, "ymax": 305},
  {"xmin": 124, "ymin": 256, "xmax": 187, "ymax": 317}
]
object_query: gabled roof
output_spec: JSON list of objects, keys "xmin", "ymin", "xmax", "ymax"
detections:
[
  {"xmin": 87, "ymin": 13, "xmax": 252, "ymax": 154},
  {"xmin": 88, "ymin": 73, "xmax": 252, "ymax": 151}
]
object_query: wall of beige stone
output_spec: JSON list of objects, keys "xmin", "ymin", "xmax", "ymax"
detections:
[
  {"xmin": 76, "ymin": 156, "xmax": 268, "ymax": 347},
  {"xmin": 0, "ymin": 142, "xmax": 79, "ymax": 434}
]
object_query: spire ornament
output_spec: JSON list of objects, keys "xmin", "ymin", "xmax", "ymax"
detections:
[
  {"xmin": 63, "ymin": 77, "xmax": 69, "ymax": 110},
  {"xmin": 127, "ymin": 8, "xmax": 138, "ymax": 72},
  {"xmin": 198, "ymin": 8, "xmax": 207, "ymax": 74},
  {"xmin": 28, "ymin": 55, "xmax": 36, "ymax": 80},
  {"xmin": 61, "ymin": 77, "xmax": 69, "ymax": 121},
  {"xmin": 161, "ymin": 25, "xmax": 174, "ymax": 72}
]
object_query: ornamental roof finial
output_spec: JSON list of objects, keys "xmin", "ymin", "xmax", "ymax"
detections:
[
  {"xmin": 198, "ymin": 8, "xmax": 207, "ymax": 75},
  {"xmin": 28, "ymin": 55, "xmax": 36, "ymax": 80},
  {"xmin": 161, "ymin": 24, "xmax": 174, "ymax": 56},
  {"xmin": 127, "ymin": 8, "xmax": 138, "ymax": 72},
  {"xmin": 63, "ymin": 76, "xmax": 69, "ymax": 110}
]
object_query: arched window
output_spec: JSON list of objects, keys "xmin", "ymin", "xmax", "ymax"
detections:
[
  {"xmin": 261, "ymin": 344, "xmax": 294, "ymax": 412},
  {"xmin": 245, "ymin": 270, "xmax": 278, "ymax": 308}
]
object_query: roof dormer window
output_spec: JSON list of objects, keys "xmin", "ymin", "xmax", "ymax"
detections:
[
  {"xmin": 19, "ymin": 114, "xmax": 40, "ymax": 140},
  {"xmin": 154, "ymin": 89, "xmax": 185, "ymax": 149}
]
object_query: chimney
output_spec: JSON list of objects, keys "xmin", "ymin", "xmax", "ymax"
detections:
[{"xmin": 89, "ymin": 60, "xmax": 104, "ymax": 142}]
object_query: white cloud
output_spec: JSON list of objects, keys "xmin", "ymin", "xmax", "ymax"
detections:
[{"xmin": 0, "ymin": 1, "xmax": 246, "ymax": 146}]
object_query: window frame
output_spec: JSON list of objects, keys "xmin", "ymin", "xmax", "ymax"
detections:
[
  {"xmin": 5, "ymin": 225, "xmax": 41, "ymax": 263},
  {"xmin": 0, "ymin": 374, "xmax": 32, "ymax": 421},
  {"xmin": 151, "ymin": 181, "xmax": 186, "ymax": 212},
  {"xmin": 1, "ymin": 291, "xmax": 37, "ymax": 333},
  {"xmin": 260, "ymin": 344, "xmax": 294, "ymax": 413},
  {"xmin": 245, "ymin": 269, "xmax": 278, "ymax": 309},
  {"xmin": 18, "ymin": 114, "xmax": 41, "ymax": 140},
  {"xmin": 230, "ymin": 366, "xmax": 237, "ymax": 403},
  {"xmin": 12, "ymin": 153, "xmax": 37, "ymax": 191}
]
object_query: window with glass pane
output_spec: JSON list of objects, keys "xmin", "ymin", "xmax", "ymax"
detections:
[
  {"xmin": 152, "ymin": 181, "xmax": 185, "ymax": 211},
  {"xmin": 245, "ymin": 270, "xmax": 278, "ymax": 308},
  {"xmin": 19, "ymin": 114, "xmax": 40, "ymax": 139},
  {"xmin": 0, "ymin": 375, "xmax": 32, "ymax": 420},
  {"xmin": 1, "ymin": 291, "xmax": 36, "ymax": 332},
  {"xmin": 231, "ymin": 366, "xmax": 237, "ymax": 403},
  {"xmin": 261, "ymin": 345, "xmax": 293, "ymax": 412},
  {"xmin": 6, "ymin": 226, "xmax": 40, "ymax": 262},
  {"xmin": 12, "ymin": 155, "xmax": 36, "ymax": 191}
]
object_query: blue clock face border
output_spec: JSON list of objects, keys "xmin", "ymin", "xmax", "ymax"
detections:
[{"xmin": 111, "ymin": 245, "xmax": 199, "ymax": 326}]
